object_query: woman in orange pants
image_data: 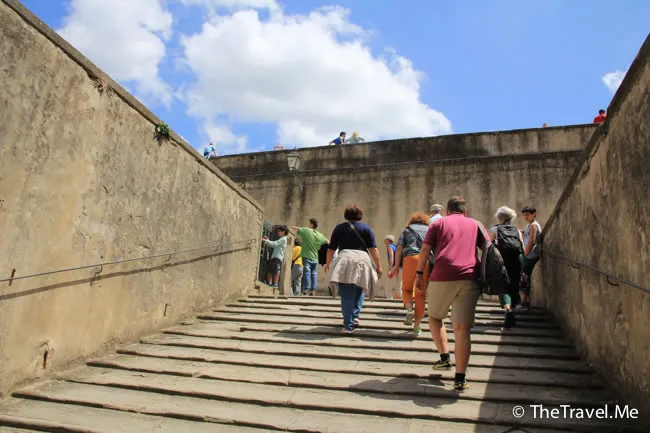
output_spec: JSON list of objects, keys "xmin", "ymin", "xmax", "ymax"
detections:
[{"xmin": 388, "ymin": 212, "xmax": 431, "ymax": 336}]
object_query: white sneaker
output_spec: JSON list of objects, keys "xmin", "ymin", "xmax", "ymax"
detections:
[{"xmin": 404, "ymin": 310, "xmax": 414, "ymax": 326}]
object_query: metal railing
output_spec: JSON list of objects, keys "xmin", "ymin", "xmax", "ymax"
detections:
[
  {"xmin": 542, "ymin": 245, "xmax": 649, "ymax": 295},
  {"xmin": 257, "ymin": 221, "xmax": 276, "ymax": 283},
  {"xmin": 1, "ymin": 238, "xmax": 257, "ymax": 284}
]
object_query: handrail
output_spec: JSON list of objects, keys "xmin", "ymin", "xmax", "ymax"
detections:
[
  {"xmin": 1, "ymin": 238, "xmax": 257, "ymax": 284},
  {"xmin": 542, "ymin": 246, "xmax": 649, "ymax": 295}
]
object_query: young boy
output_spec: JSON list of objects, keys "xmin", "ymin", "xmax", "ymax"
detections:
[
  {"xmin": 291, "ymin": 238, "xmax": 303, "ymax": 296},
  {"xmin": 262, "ymin": 225, "xmax": 289, "ymax": 289}
]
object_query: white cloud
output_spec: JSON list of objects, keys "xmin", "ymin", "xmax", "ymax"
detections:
[
  {"xmin": 179, "ymin": 1, "xmax": 451, "ymax": 154},
  {"xmin": 180, "ymin": 0, "xmax": 279, "ymax": 12},
  {"xmin": 602, "ymin": 69, "xmax": 627, "ymax": 94},
  {"xmin": 205, "ymin": 122, "xmax": 248, "ymax": 152},
  {"xmin": 58, "ymin": 0, "xmax": 173, "ymax": 107}
]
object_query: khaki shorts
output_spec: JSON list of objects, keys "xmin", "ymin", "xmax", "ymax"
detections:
[{"xmin": 427, "ymin": 280, "xmax": 481, "ymax": 327}]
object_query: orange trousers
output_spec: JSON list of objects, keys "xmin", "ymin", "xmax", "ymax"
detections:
[{"xmin": 401, "ymin": 254, "xmax": 430, "ymax": 319}]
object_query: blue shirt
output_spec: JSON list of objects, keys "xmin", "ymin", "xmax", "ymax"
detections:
[
  {"xmin": 329, "ymin": 221, "xmax": 376, "ymax": 252},
  {"xmin": 332, "ymin": 137, "xmax": 345, "ymax": 145},
  {"xmin": 429, "ymin": 214, "xmax": 442, "ymax": 225},
  {"xmin": 386, "ymin": 244, "xmax": 397, "ymax": 265}
]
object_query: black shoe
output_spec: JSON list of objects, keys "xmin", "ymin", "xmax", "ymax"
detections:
[{"xmin": 432, "ymin": 359, "xmax": 452, "ymax": 370}]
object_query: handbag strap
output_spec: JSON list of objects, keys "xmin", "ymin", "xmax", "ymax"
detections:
[{"xmin": 348, "ymin": 222, "xmax": 369, "ymax": 252}]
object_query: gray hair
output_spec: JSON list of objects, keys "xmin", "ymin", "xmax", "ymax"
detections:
[
  {"xmin": 495, "ymin": 206, "xmax": 517, "ymax": 223},
  {"xmin": 430, "ymin": 204, "xmax": 443, "ymax": 213}
]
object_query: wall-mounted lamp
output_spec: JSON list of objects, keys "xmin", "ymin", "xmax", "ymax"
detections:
[{"xmin": 286, "ymin": 151, "xmax": 304, "ymax": 192}]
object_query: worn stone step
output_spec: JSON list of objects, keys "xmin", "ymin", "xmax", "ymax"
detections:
[
  {"xmin": 163, "ymin": 323, "xmax": 580, "ymax": 359},
  {"xmin": 200, "ymin": 312, "xmax": 562, "ymax": 337},
  {"xmin": 138, "ymin": 334, "xmax": 592, "ymax": 373},
  {"xmin": 177, "ymin": 320, "xmax": 572, "ymax": 347},
  {"xmin": 0, "ymin": 428, "xmax": 44, "ymax": 433},
  {"xmin": 86, "ymin": 355, "xmax": 609, "ymax": 406},
  {"xmin": 0, "ymin": 399, "xmax": 274, "ymax": 433},
  {"xmin": 117, "ymin": 345, "xmax": 604, "ymax": 389},
  {"xmin": 12, "ymin": 381, "xmax": 577, "ymax": 433},
  {"xmin": 216, "ymin": 306, "xmax": 555, "ymax": 328},
  {"xmin": 228, "ymin": 302, "xmax": 552, "ymax": 320},
  {"xmin": 240, "ymin": 297, "xmax": 523, "ymax": 310},
  {"xmin": 36, "ymin": 369, "xmax": 634, "ymax": 432}
]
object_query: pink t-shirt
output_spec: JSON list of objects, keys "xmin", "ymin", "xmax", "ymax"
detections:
[{"xmin": 423, "ymin": 213, "xmax": 486, "ymax": 282}]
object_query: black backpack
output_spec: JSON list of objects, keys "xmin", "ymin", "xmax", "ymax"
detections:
[
  {"xmin": 494, "ymin": 224, "xmax": 523, "ymax": 259},
  {"xmin": 476, "ymin": 221, "xmax": 510, "ymax": 296}
]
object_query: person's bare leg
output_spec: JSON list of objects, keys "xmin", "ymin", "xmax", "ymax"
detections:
[
  {"xmin": 429, "ymin": 317, "xmax": 449, "ymax": 354},
  {"xmin": 272, "ymin": 274, "xmax": 280, "ymax": 285},
  {"xmin": 452, "ymin": 323, "xmax": 471, "ymax": 374}
]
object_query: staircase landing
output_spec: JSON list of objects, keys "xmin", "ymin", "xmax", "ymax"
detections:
[{"xmin": 0, "ymin": 296, "xmax": 639, "ymax": 432}]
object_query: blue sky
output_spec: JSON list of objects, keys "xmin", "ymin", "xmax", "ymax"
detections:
[{"xmin": 21, "ymin": 0, "xmax": 649, "ymax": 155}]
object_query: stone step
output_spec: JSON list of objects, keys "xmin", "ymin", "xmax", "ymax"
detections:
[
  {"xmin": 216, "ymin": 306, "xmax": 555, "ymax": 328},
  {"xmin": 240, "ymin": 296, "xmax": 527, "ymax": 310},
  {"xmin": 19, "ymin": 370, "xmax": 633, "ymax": 432},
  {"xmin": 137, "ymin": 334, "xmax": 593, "ymax": 373},
  {"xmin": 85, "ymin": 354, "xmax": 609, "ymax": 406},
  {"xmin": 176, "ymin": 320, "xmax": 573, "ymax": 347},
  {"xmin": 0, "ymin": 428, "xmax": 45, "ymax": 433},
  {"xmin": 9, "ymin": 383, "xmax": 578, "ymax": 433},
  {"xmin": 228, "ymin": 302, "xmax": 552, "ymax": 320},
  {"xmin": 0, "ymin": 399, "xmax": 274, "ymax": 433},
  {"xmin": 200, "ymin": 312, "xmax": 563, "ymax": 337},
  {"xmin": 116, "ymin": 344, "xmax": 605, "ymax": 389},
  {"xmin": 163, "ymin": 323, "xmax": 580, "ymax": 359}
]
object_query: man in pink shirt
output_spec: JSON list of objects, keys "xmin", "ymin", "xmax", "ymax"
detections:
[{"xmin": 415, "ymin": 196, "xmax": 488, "ymax": 391}]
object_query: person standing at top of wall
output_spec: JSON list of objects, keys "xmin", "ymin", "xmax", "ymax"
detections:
[
  {"xmin": 261, "ymin": 225, "xmax": 289, "ymax": 289},
  {"xmin": 429, "ymin": 204, "xmax": 444, "ymax": 225},
  {"xmin": 593, "ymin": 109, "xmax": 607, "ymax": 124},
  {"xmin": 415, "ymin": 196, "xmax": 488, "ymax": 391},
  {"xmin": 291, "ymin": 238, "xmax": 303, "ymax": 296},
  {"xmin": 520, "ymin": 205, "xmax": 542, "ymax": 310},
  {"xmin": 292, "ymin": 218, "xmax": 328, "ymax": 296},
  {"xmin": 329, "ymin": 132, "xmax": 346, "ymax": 145},
  {"xmin": 347, "ymin": 132, "xmax": 366, "ymax": 144},
  {"xmin": 384, "ymin": 235, "xmax": 400, "ymax": 299}
]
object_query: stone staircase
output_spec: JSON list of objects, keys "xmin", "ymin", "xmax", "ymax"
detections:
[{"xmin": 0, "ymin": 296, "xmax": 640, "ymax": 432}]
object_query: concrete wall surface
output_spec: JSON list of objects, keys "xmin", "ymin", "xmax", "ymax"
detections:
[
  {"xmin": 0, "ymin": 0, "xmax": 262, "ymax": 396},
  {"xmin": 216, "ymin": 127, "xmax": 595, "ymax": 292},
  {"xmin": 535, "ymin": 34, "xmax": 650, "ymax": 426}
]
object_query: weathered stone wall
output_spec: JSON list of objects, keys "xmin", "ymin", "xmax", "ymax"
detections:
[
  {"xmin": 216, "ymin": 125, "xmax": 595, "ymax": 292},
  {"xmin": 0, "ymin": 0, "xmax": 262, "ymax": 396},
  {"xmin": 534, "ymin": 34, "xmax": 650, "ymax": 425}
]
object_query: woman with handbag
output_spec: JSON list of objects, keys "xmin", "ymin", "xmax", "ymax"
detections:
[
  {"xmin": 388, "ymin": 212, "xmax": 431, "ymax": 337},
  {"xmin": 325, "ymin": 205, "xmax": 382, "ymax": 333}
]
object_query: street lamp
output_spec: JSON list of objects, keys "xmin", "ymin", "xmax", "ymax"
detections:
[
  {"xmin": 286, "ymin": 151, "xmax": 304, "ymax": 192},
  {"xmin": 287, "ymin": 151, "xmax": 302, "ymax": 172}
]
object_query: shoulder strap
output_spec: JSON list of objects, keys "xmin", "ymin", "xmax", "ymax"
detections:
[{"xmin": 348, "ymin": 222, "xmax": 369, "ymax": 252}]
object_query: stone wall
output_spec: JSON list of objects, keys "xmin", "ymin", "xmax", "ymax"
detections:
[
  {"xmin": 534, "ymin": 34, "xmax": 650, "ymax": 425},
  {"xmin": 0, "ymin": 0, "xmax": 262, "ymax": 396},
  {"xmin": 216, "ymin": 126, "xmax": 595, "ymax": 292}
]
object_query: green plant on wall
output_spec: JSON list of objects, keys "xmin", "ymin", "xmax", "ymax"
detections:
[{"xmin": 155, "ymin": 123, "xmax": 171, "ymax": 141}]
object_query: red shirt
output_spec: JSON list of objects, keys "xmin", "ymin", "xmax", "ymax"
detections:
[
  {"xmin": 423, "ymin": 213, "xmax": 487, "ymax": 282},
  {"xmin": 593, "ymin": 114, "xmax": 606, "ymax": 124}
]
